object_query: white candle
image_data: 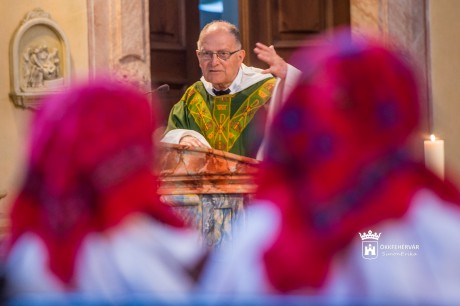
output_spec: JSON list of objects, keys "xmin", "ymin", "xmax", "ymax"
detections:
[{"xmin": 424, "ymin": 134, "xmax": 444, "ymax": 179}]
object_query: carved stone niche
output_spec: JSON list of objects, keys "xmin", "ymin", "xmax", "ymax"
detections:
[{"xmin": 9, "ymin": 8, "xmax": 72, "ymax": 109}]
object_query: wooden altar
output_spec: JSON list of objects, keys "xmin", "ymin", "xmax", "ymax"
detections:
[{"xmin": 156, "ymin": 143, "xmax": 260, "ymax": 248}]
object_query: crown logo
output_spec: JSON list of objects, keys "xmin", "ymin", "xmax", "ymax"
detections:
[{"xmin": 359, "ymin": 230, "xmax": 381, "ymax": 241}]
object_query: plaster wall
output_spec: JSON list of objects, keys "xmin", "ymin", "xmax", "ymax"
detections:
[
  {"xmin": 429, "ymin": 0, "xmax": 460, "ymax": 182},
  {"xmin": 0, "ymin": 1, "xmax": 89, "ymax": 222}
]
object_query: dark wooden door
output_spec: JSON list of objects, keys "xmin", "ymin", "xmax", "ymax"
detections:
[
  {"xmin": 149, "ymin": 0, "xmax": 201, "ymax": 125},
  {"xmin": 239, "ymin": 0, "xmax": 350, "ymax": 68}
]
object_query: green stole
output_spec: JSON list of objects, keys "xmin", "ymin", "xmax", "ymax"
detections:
[{"xmin": 186, "ymin": 78, "xmax": 275, "ymax": 152}]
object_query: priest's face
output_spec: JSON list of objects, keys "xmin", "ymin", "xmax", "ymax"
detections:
[{"xmin": 197, "ymin": 28, "xmax": 245, "ymax": 90}]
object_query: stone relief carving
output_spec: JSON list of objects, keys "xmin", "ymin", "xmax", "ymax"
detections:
[
  {"xmin": 9, "ymin": 8, "xmax": 71, "ymax": 109},
  {"xmin": 23, "ymin": 44, "xmax": 62, "ymax": 89}
]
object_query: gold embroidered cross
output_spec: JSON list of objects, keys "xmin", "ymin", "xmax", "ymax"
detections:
[{"xmin": 198, "ymin": 107, "xmax": 210, "ymax": 131}]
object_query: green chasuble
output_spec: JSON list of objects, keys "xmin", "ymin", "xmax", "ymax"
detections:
[{"xmin": 165, "ymin": 78, "xmax": 276, "ymax": 158}]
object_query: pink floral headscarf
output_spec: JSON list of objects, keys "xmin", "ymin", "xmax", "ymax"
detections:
[
  {"xmin": 255, "ymin": 30, "xmax": 460, "ymax": 292},
  {"xmin": 8, "ymin": 79, "xmax": 184, "ymax": 287}
]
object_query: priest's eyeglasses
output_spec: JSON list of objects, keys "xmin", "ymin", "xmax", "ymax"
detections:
[{"xmin": 197, "ymin": 50, "xmax": 241, "ymax": 61}]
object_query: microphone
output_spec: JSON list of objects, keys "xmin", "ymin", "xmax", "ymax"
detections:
[
  {"xmin": 154, "ymin": 84, "xmax": 170, "ymax": 93},
  {"xmin": 145, "ymin": 84, "xmax": 170, "ymax": 95}
]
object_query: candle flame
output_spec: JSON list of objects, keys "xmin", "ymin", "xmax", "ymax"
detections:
[{"xmin": 430, "ymin": 134, "xmax": 436, "ymax": 141}]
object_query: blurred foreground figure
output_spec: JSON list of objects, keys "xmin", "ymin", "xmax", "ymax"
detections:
[
  {"xmin": 4, "ymin": 80, "xmax": 206, "ymax": 299},
  {"xmin": 200, "ymin": 31, "xmax": 460, "ymax": 303}
]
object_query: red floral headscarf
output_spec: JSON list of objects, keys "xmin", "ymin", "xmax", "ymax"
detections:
[
  {"xmin": 256, "ymin": 30, "xmax": 460, "ymax": 292},
  {"xmin": 7, "ymin": 79, "xmax": 184, "ymax": 287}
]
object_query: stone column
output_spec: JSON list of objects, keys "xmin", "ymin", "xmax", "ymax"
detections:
[
  {"xmin": 351, "ymin": 0, "xmax": 430, "ymax": 158},
  {"xmin": 87, "ymin": 0, "xmax": 151, "ymax": 92}
]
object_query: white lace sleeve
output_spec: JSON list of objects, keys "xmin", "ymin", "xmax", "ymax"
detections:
[{"xmin": 256, "ymin": 64, "xmax": 302, "ymax": 160}]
